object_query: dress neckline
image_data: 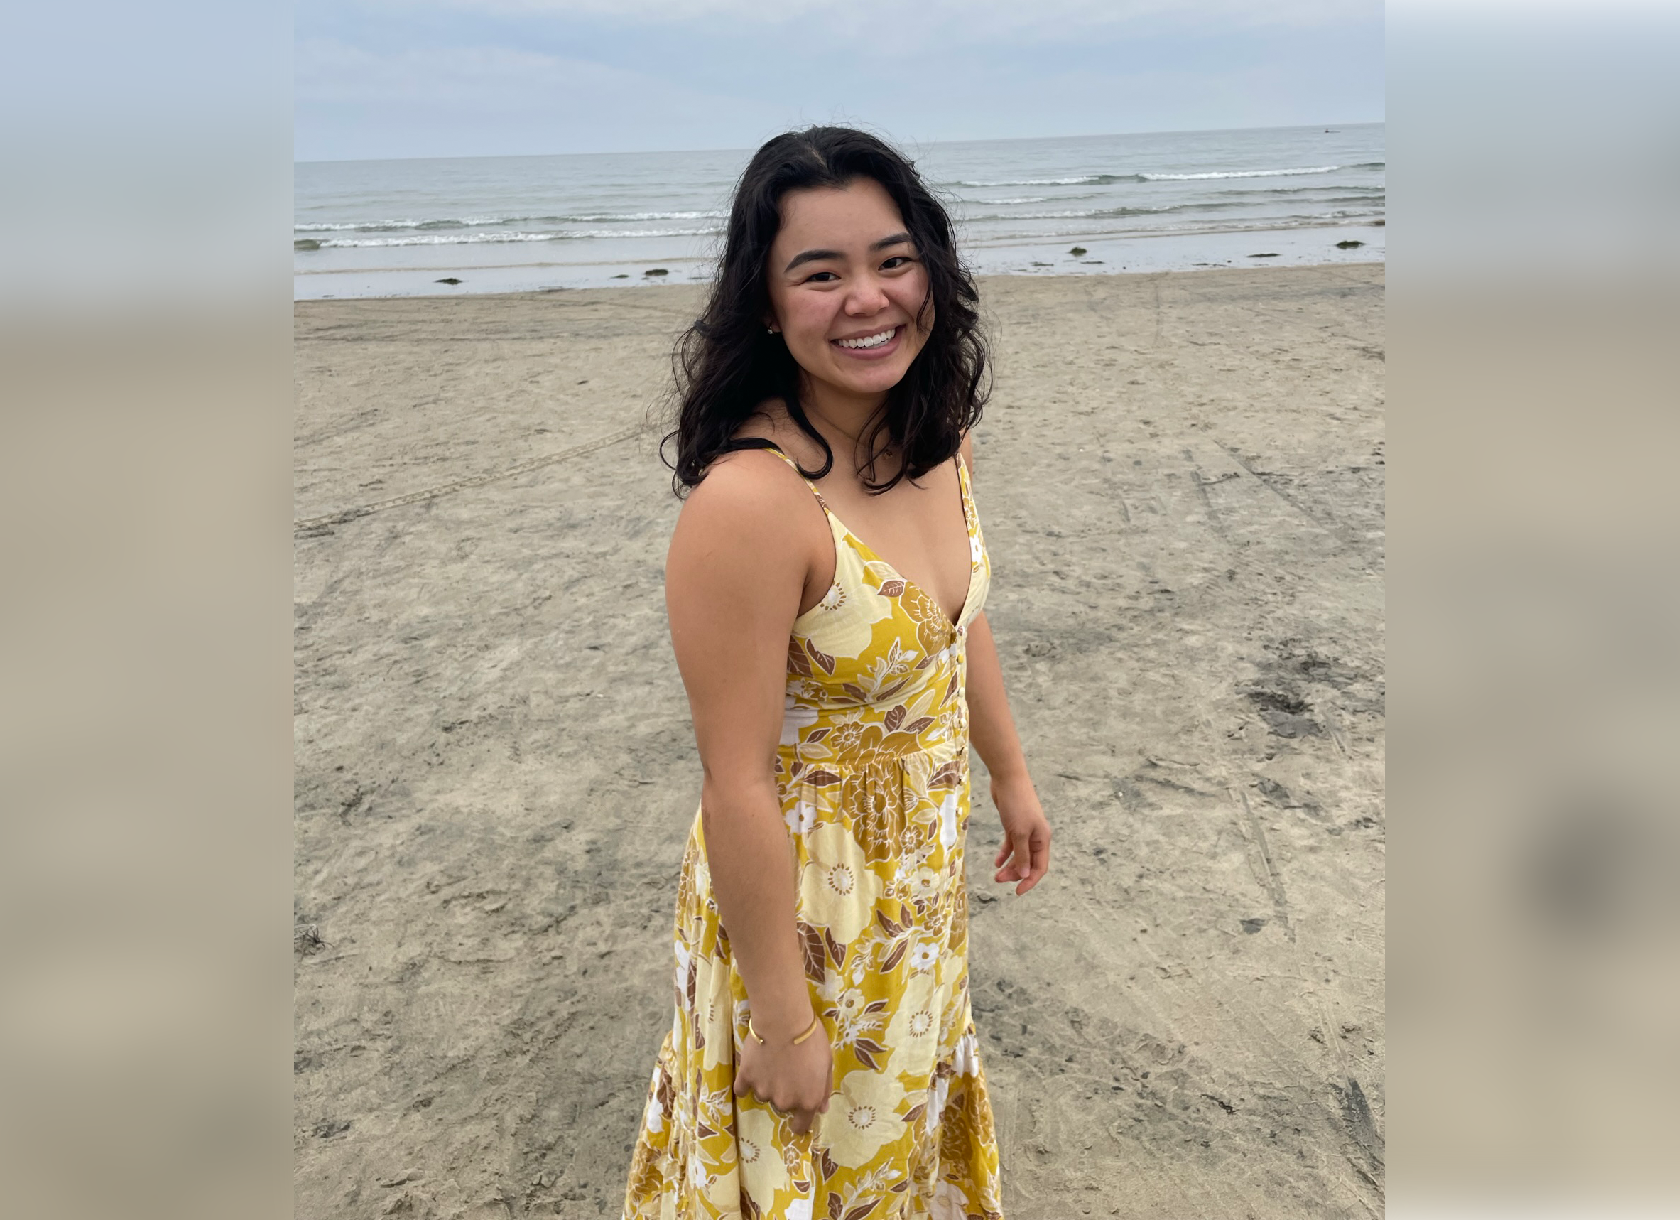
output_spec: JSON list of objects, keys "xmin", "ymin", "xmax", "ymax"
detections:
[{"xmin": 755, "ymin": 441, "xmax": 979, "ymax": 633}]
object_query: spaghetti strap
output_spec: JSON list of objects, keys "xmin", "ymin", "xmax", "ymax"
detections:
[
  {"xmin": 955, "ymin": 451, "xmax": 977, "ymax": 535},
  {"xmin": 744, "ymin": 438, "xmax": 798, "ymax": 471},
  {"xmin": 740, "ymin": 438, "xmax": 832, "ymax": 511}
]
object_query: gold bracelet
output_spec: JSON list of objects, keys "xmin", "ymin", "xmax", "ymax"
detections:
[{"xmin": 748, "ymin": 1013, "xmax": 822, "ymax": 1047}]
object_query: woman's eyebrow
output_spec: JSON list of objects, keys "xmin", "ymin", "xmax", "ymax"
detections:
[
  {"xmin": 784, "ymin": 248, "xmax": 841, "ymax": 273},
  {"xmin": 783, "ymin": 232, "xmax": 913, "ymax": 274}
]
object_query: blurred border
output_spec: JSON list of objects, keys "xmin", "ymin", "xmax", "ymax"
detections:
[
  {"xmin": 1389, "ymin": 0, "xmax": 1680, "ymax": 1213},
  {"xmin": 0, "ymin": 4, "xmax": 294, "ymax": 1219}
]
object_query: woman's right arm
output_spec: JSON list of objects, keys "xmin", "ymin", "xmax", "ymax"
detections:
[{"xmin": 664, "ymin": 455, "xmax": 832, "ymax": 1133}]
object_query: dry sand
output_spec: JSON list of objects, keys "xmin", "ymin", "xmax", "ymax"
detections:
[{"xmin": 294, "ymin": 265, "xmax": 1385, "ymax": 1219}]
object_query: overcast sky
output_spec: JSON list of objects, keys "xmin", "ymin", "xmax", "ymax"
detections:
[{"xmin": 295, "ymin": 0, "xmax": 1384, "ymax": 162}]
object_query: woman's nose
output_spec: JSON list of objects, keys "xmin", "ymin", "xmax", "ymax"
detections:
[{"xmin": 844, "ymin": 276, "xmax": 890, "ymax": 315}]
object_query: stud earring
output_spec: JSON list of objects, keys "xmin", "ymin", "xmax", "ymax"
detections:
[{"xmin": 767, "ymin": 325, "xmax": 779, "ymax": 335}]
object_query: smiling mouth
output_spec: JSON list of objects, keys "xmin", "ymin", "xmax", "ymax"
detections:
[{"xmin": 833, "ymin": 326, "xmax": 899, "ymax": 350}]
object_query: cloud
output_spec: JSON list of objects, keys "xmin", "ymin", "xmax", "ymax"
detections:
[
  {"xmin": 295, "ymin": 0, "xmax": 1383, "ymax": 158},
  {"xmin": 298, "ymin": 38, "xmax": 641, "ymax": 105},
  {"xmin": 294, "ymin": 36, "xmax": 777, "ymax": 157}
]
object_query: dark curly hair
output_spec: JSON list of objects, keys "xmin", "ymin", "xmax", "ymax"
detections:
[{"xmin": 662, "ymin": 126, "xmax": 989, "ymax": 497}]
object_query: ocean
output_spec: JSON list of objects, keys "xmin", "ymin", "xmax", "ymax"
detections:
[{"xmin": 294, "ymin": 123, "xmax": 1383, "ymax": 299}]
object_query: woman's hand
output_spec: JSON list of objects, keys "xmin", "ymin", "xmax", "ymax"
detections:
[
  {"xmin": 992, "ymin": 772, "xmax": 1051, "ymax": 896},
  {"xmin": 733, "ymin": 1009, "xmax": 833, "ymax": 1136},
  {"xmin": 961, "ymin": 607, "xmax": 1050, "ymax": 898}
]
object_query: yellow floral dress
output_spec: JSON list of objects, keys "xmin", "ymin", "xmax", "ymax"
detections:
[{"xmin": 623, "ymin": 444, "xmax": 1004, "ymax": 1220}]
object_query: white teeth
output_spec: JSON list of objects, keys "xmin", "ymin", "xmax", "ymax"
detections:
[{"xmin": 836, "ymin": 327, "xmax": 895, "ymax": 349}]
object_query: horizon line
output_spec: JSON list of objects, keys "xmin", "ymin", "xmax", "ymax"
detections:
[{"xmin": 295, "ymin": 118, "xmax": 1386, "ymax": 167}]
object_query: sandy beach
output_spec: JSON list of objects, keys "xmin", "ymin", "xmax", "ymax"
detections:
[{"xmin": 294, "ymin": 265, "xmax": 1385, "ymax": 1218}]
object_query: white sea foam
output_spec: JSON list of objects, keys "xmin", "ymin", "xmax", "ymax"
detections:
[
  {"xmin": 958, "ymin": 209, "xmax": 1103, "ymax": 221},
  {"xmin": 952, "ymin": 166, "xmax": 1347, "ymax": 187},
  {"xmin": 569, "ymin": 211, "xmax": 726, "ymax": 222},
  {"xmin": 311, "ymin": 227, "xmax": 723, "ymax": 249},
  {"xmin": 954, "ymin": 199, "xmax": 1354, "ymax": 224},
  {"xmin": 294, "ymin": 210, "xmax": 726, "ymax": 234},
  {"xmin": 954, "ymin": 176, "xmax": 1125, "ymax": 187},
  {"xmin": 970, "ymin": 213, "xmax": 1386, "ymax": 245},
  {"xmin": 295, "ymin": 221, "xmax": 412, "ymax": 232},
  {"xmin": 1213, "ymin": 184, "xmax": 1385, "ymax": 196},
  {"xmin": 1140, "ymin": 165, "xmax": 1341, "ymax": 181}
]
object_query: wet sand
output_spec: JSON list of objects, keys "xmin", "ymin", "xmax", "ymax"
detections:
[{"xmin": 294, "ymin": 265, "xmax": 1385, "ymax": 1218}]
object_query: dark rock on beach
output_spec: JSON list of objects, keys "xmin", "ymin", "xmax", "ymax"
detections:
[{"xmin": 644, "ymin": 268, "xmax": 669, "ymax": 277}]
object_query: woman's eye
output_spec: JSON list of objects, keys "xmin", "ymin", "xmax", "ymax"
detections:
[
  {"xmin": 882, "ymin": 256, "xmax": 914, "ymax": 270},
  {"xmin": 804, "ymin": 270, "xmax": 839, "ymax": 283}
]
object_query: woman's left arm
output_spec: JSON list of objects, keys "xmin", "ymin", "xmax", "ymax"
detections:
[{"xmin": 961, "ymin": 435, "xmax": 1052, "ymax": 896}]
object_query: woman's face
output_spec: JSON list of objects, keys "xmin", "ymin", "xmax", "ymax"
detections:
[{"xmin": 764, "ymin": 178, "xmax": 933, "ymax": 409}]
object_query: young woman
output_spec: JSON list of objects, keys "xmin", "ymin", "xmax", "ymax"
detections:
[{"xmin": 623, "ymin": 127, "xmax": 1050, "ymax": 1220}]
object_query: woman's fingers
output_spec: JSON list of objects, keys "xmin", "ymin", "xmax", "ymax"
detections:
[
  {"xmin": 1012, "ymin": 828, "xmax": 1050, "ymax": 894},
  {"xmin": 736, "ymin": 1037, "xmax": 832, "ymax": 1134},
  {"xmin": 1003, "ymin": 829, "xmax": 1033, "ymax": 885},
  {"xmin": 774, "ymin": 1089, "xmax": 824, "ymax": 1135},
  {"xmin": 994, "ymin": 835, "xmax": 1018, "ymax": 880},
  {"xmin": 1010, "ymin": 828, "xmax": 1049, "ymax": 894}
]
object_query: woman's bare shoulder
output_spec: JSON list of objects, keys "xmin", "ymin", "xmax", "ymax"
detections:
[
  {"xmin": 680, "ymin": 446, "xmax": 792, "ymax": 525},
  {"xmin": 672, "ymin": 407, "xmax": 816, "ymax": 561}
]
